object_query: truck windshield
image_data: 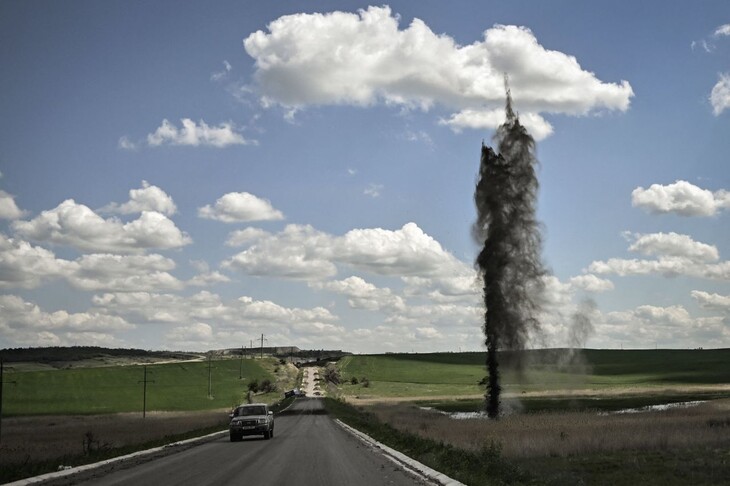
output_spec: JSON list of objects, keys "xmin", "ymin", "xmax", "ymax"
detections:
[{"xmin": 235, "ymin": 406, "xmax": 266, "ymax": 416}]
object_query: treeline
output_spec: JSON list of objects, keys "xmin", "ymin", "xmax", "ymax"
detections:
[{"xmin": 0, "ymin": 346, "xmax": 199, "ymax": 364}]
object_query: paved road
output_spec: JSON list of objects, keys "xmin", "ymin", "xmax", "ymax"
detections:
[{"xmin": 62, "ymin": 399, "xmax": 432, "ymax": 486}]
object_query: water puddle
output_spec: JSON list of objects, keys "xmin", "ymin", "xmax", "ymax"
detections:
[
  {"xmin": 598, "ymin": 400, "xmax": 706, "ymax": 415},
  {"xmin": 420, "ymin": 400, "xmax": 707, "ymax": 419}
]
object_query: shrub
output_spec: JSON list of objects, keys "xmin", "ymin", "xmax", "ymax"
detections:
[
  {"xmin": 361, "ymin": 377, "xmax": 370, "ymax": 388},
  {"xmin": 260, "ymin": 379, "xmax": 276, "ymax": 393},
  {"xmin": 247, "ymin": 379, "xmax": 259, "ymax": 393},
  {"xmin": 323, "ymin": 365, "xmax": 341, "ymax": 385},
  {"xmin": 350, "ymin": 377, "xmax": 359, "ymax": 385}
]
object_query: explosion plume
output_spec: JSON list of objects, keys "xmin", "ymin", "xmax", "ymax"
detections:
[{"xmin": 473, "ymin": 85, "xmax": 546, "ymax": 418}]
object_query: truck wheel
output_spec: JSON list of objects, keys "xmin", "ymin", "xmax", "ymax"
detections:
[
  {"xmin": 270, "ymin": 428, "xmax": 274, "ymax": 438},
  {"xmin": 264, "ymin": 431, "xmax": 270, "ymax": 440}
]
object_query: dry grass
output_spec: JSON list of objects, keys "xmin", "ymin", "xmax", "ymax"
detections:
[
  {"xmin": 367, "ymin": 399, "xmax": 730, "ymax": 459},
  {"xmin": 0, "ymin": 410, "xmax": 228, "ymax": 467}
]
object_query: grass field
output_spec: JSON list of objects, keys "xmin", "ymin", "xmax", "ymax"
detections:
[
  {"xmin": 2, "ymin": 357, "xmax": 288, "ymax": 416},
  {"xmin": 0, "ymin": 356, "xmax": 300, "ymax": 483},
  {"xmin": 338, "ymin": 349, "xmax": 730, "ymax": 401},
  {"xmin": 333, "ymin": 349, "xmax": 730, "ymax": 485}
]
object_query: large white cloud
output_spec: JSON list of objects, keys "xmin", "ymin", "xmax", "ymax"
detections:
[
  {"xmin": 597, "ymin": 305, "xmax": 729, "ymax": 348},
  {"xmin": 589, "ymin": 258, "xmax": 730, "ymax": 281},
  {"xmin": 589, "ymin": 231, "xmax": 730, "ymax": 279},
  {"xmin": 0, "ymin": 295, "xmax": 135, "ymax": 332},
  {"xmin": 0, "ymin": 190, "xmax": 27, "ymax": 220},
  {"xmin": 710, "ymin": 73, "xmax": 730, "ymax": 116},
  {"xmin": 626, "ymin": 232, "xmax": 719, "ymax": 262},
  {"xmin": 243, "ymin": 6, "xmax": 632, "ymax": 139},
  {"xmin": 691, "ymin": 290, "xmax": 730, "ymax": 312},
  {"xmin": 223, "ymin": 222, "xmax": 464, "ymax": 281},
  {"xmin": 0, "ymin": 233, "xmax": 73, "ymax": 289},
  {"xmin": 402, "ymin": 274, "xmax": 480, "ymax": 303},
  {"xmin": 68, "ymin": 253, "xmax": 184, "ymax": 292},
  {"xmin": 223, "ymin": 224, "xmax": 337, "ymax": 279},
  {"xmin": 92, "ymin": 290, "xmax": 342, "ymax": 340},
  {"xmin": 146, "ymin": 118, "xmax": 252, "ymax": 147},
  {"xmin": 100, "ymin": 181, "xmax": 177, "ymax": 216},
  {"xmin": 198, "ymin": 192, "xmax": 284, "ymax": 223},
  {"xmin": 311, "ymin": 276, "xmax": 406, "ymax": 312},
  {"xmin": 0, "ymin": 295, "xmax": 134, "ymax": 347},
  {"xmin": 0, "ymin": 233, "xmax": 188, "ymax": 292},
  {"xmin": 12, "ymin": 200, "xmax": 192, "ymax": 253},
  {"xmin": 588, "ymin": 232, "xmax": 727, "ymax": 281},
  {"xmin": 631, "ymin": 180, "xmax": 730, "ymax": 216}
]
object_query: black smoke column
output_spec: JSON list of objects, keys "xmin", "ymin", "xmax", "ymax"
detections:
[{"xmin": 474, "ymin": 87, "xmax": 545, "ymax": 418}]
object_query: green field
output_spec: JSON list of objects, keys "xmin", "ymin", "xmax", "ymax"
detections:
[
  {"xmin": 2, "ymin": 357, "xmax": 283, "ymax": 416},
  {"xmin": 338, "ymin": 349, "xmax": 730, "ymax": 400}
]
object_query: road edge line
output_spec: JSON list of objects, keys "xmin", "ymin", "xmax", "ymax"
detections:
[{"xmin": 334, "ymin": 419, "xmax": 466, "ymax": 486}]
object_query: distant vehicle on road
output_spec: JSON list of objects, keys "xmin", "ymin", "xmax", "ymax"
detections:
[{"xmin": 229, "ymin": 403, "xmax": 274, "ymax": 441}]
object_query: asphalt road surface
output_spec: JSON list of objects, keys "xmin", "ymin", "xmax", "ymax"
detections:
[{"xmin": 61, "ymin": 398, "xmax": 433, "ymax": 486}]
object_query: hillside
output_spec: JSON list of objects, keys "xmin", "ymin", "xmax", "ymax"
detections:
[{"xmin": 0, "ymin": 346, "xmax": 203, "ymax": 371}]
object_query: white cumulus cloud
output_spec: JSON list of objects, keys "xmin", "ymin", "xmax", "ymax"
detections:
[
  {"xmin": 223, "ymin": 224, "xmax": 337, "ymax": 280},
  {"xmin": 631, "ymin": 180, "xmax": 730, "ymax": 216},
  {"xmin": 569, "ymin": 274, "xmax": 614, "ymax": 293},
  {"xmin": 691, "ymin": 290, "xmax": 730, "ymax": 312},
  {"xmin": 0, "ymin": 295, "xmax": 134, "ymax": 333},
  {"xmin": 92, "ymin": 290, "xmax": 343, "ymax": 344},
  {"xmin": 198, "ymin": 192, "xmax": 284, "ymax": 223},
  {"xmin": 223, "ymin": 222, "xmax": 465, "ymax": 281},
  {"xmin": 100, "ymin": 181, "xmax": 177, "ymax": 216},
  {"xmin": 710, "ymin": 73, "xmax": 730, "ymax": 116},
  {"xmin": 0, "ymin": 233, "xmax": 73, "ymax": 289},
  {"xmin": 12, "ymin": 200, "xmax": 192, "ymax": 253},
  {"xmin": 147, "ymin": 118, "xmax": 252, "ymax": 147},
  {"xmin": 69, "ymin": 253, "xmax": 184, "ymax": 292},
  {"xmin": 626, "ymin": 232, "xmax": 719, "ymax": 262},
  {"xmin": 588, "ymin": 232, "xmax": 730, "ymax": 281},
  {"xmin": 0, "ymin": 190, "xmax": 28, "ymax": 220},
  {"xmin": 243, "ymin": 6, "xmax": 632, "ymax": 139},
  {"xmin": 713, "ymin": 24, "xmax": 730, "ymax": 37},
  {"xmin": 311, "ymin": 276, "xmax": 406, "ymax": 312},
  {"xmin": 0, "ymin": 295, "xmax": 134, "ymax": 347}
]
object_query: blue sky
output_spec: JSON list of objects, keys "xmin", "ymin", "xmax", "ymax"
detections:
[{"xmin": 1, "ymin": 1, "xmax": 728, "ymax": 353}]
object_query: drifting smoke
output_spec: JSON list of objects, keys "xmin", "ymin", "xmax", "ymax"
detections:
[
  {"xmin": 473, "ymin": 85, "xmax": 546, "ymax": 418},
  {"xmin": 559, "ymin": 298, "xmax": 597, "ymax": 372}
]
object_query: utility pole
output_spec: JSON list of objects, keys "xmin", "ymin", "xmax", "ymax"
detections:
[
  {"xmin": 0, "ymin": 359, "xmax": 17, "ymax": 443},
  {"xmin": 207, "ymin": 355, "xmax": 213, "ymax": 399},
  {"xmin": 0, "ymin": 359, "xmax": 4, "ymax": 443},
  {"xmin": 259, "ymin": 334, "xmax": 268, "ymax": 359},
  {"xmin": 138, "ymin": 366, "xmax": 154, "ymax": 419},
  {"xmin": 250, "ymin": 340, "xmax": 253, "ymax": 358},
  {"xmin": 239, "ymin": 346, "xmax": 244, "ymax": 379},
  {"xmin": 0, "ymin": 360, "xmax": 3, "ymax": 443}
]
